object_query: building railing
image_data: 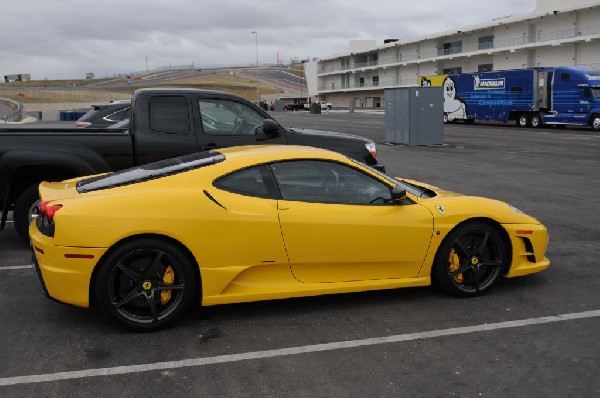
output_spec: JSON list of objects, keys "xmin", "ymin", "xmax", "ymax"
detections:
[
  {"xmin": 318, "ymin": 77, "xmax": 418, "ymax": 91},
  {"xmin": 317, "ymin": 23, "xmax": 600, "ymax": 76}
]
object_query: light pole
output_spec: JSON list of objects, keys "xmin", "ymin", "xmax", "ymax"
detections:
[{"xmin": 251, "ymin": 31, "xmax": 259, "ymax": 102}]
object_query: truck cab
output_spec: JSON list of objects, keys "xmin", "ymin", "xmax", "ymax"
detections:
[{"xmin": 543, "ymin": 67, "xmax": 600, "ymax": 129}]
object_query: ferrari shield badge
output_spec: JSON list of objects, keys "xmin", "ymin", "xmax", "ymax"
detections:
[{"xmin": 435, "ymin": 205, "xmax": 446, "ymax": 215}]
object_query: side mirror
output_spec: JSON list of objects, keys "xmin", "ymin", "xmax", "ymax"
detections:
[
  {"xmin": 391, "ymin": 186, "xmax": 408, "ymax": 203},
  {"xmin": 262, "ymin": 119, "xmax": 280, "ymax": 137}
]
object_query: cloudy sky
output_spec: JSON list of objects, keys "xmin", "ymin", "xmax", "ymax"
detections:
[{"xmin": 1, "ymin": 0, "xmax": 536, "ymax": 80}]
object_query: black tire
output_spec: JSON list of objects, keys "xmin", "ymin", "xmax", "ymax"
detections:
[
  {"xmin": 443, "ymin": 113, "xmax": 449, "ymax": 124},
  {"xmin": 13, "ymin": 184, "xmax": 40, "ymax": 244},
  {"xmin": 432, "ymin": 222, "xmax": 507, "ymax": 297},
  {"xmin": 591, "ymin": 115, "xmax": 600, "ymax": 131},
  {"xmin": 530, "ymin": 113, "xmax": 542, "ymax": 128},
  {"xmin": 95, "ymin": 238, "xmax": 198, "ymax": 331},
  {"xmin": 517, "ymin": 114, "xmax": 530, "ymax": 128}
]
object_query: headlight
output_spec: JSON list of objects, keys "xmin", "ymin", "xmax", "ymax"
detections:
[
  {"xmin": 508, "ymin": 204, "xmax": 525, "ymax": 214},
  {"xmin": 365, "ymin": 142, "xmax": 377, "ymax": 159}
]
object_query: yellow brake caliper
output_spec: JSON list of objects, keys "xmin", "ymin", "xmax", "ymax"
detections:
[
  {"xmin": 449, "ymin": 249, "xmax": 464, "ymax": 283},
  {"xmin": 160, "ymin": 265, "xmax": 175, "ymax": 305}
]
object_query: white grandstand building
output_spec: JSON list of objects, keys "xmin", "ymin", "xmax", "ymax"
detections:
[{"xmin": 304, "ymin": 0, "xmax": 600, "ymax": 108}]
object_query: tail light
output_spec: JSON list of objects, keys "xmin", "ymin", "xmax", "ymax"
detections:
[
  {"xmin": 40, "ymin": 201, "xmax": 62, "ymax": 222},
  {"xmin": 76, "ymin": 122, "xmax": 91, "ymax": 128}
]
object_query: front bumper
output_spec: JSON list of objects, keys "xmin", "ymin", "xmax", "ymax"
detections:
[
  {"xmin": 30, "ymin": 223, "xmax": 107, "ymax": 308},
  {"xmin": 503, "ymin": 223, "xmax": 550, "ymax": 278}
]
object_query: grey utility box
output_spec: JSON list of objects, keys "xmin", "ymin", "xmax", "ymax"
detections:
[
  {"xmin": 385, "ymin": 87, "xmax": 443, "ymax": 146},
  {"xmin": 273, "ymin": 100, "xmax": 284, "ymax": 112},
  {"xmin": 309, "ymin": 103, "xmax": 321, "ymax": 114}
]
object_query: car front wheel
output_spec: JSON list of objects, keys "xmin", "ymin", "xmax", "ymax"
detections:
[
  {"xmin": 95, "ymin": 238, "xmax": 198, "ymax": 331},
  {"xmin": 432, "ymin": 222, "xmax": 507, "ymax": 297}
]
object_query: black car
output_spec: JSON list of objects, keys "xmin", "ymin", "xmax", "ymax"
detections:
[{"xmin": 76, "ymin": 101, "xmax": 131, "ymax": 128}]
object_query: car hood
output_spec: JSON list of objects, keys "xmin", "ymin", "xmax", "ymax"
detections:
[
  {"xmin": 287, "ymin": 128, "xmax": 372, "ymax": 143},
  {"xmin": 398, "ymin": 177, "xmax": 542, "ymax": 225}
]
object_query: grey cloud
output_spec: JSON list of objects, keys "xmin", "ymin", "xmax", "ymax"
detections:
[{"xmin": 0, "ymin": 0, "xmax": 535, "ymax": 79}]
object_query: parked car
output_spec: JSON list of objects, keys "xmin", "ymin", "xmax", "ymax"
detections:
[
  {"xmin": 304, "ymin": 101, "xmax": 332, "ymax": 110},
  {"xmin": 284, "ymin": 101, "xmax": 308, "ymax": 111},
  {"xmin": 30, "ymin": 145, "xmax": 549, "ymax": 331},
  {"xmin": 76, "ymin": 100, "xmax": 131, "ymax": 128},
  {"xmin": 0, "ymin": 88, "xmax": 383, "ymax": 242}
]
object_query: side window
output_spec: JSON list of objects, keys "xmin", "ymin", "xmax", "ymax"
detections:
[
  {"xmin": 270, "ymin": 160, "xmax": 391, "ymax": 204},
  {"xmin": 199, "ymin": 99, "xmax": 265, "ymax": 135},
  {"xmin": 215, "ymin": 165, "xmax": 275, "ymax": 199},
  {"xmin": 149, "ymin": 96, "xmax": 189, "ymax": 134}
]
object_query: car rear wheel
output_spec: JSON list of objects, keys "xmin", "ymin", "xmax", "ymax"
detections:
[
  {"xmin": 95, "ymin": 238, "xmax": 197, "ymax": 331},
  {"xmin": 432, "ymin": 222, "xmax": 507, "ymax": 297}
]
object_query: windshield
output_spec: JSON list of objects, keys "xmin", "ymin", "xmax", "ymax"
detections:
[
  {"xmin": 349, "ymin": 159, "xmax": 435, "ymax": 198},
  {"xmin": 591, "ymin": 87, "xmax": 600, "ymax": 99},
  {"xmin": 76, "ymin": 151, "xmax": 224, "ymax": 193}
]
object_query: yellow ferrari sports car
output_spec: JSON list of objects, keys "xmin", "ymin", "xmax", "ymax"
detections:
[{"xmin": 30, "ymin": 145, "xmax": 549, "ymax": 330}]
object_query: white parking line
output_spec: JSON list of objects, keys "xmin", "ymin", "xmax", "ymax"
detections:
[
  {"xmin": 0, "ymin": 265, "xmax": 32, "ymax": 271},
  {"xmin": 0, "ymin": 309, "xmax": 598, "ymax": 387}
]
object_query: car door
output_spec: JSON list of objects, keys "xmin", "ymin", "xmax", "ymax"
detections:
[
  {"xmin": 194, "ymin": 96, "xmax": 287, "ymax": 151},
  {"xmin": 270, "ymin": 160, "xmax": 434, "ymax": 283},
  {"xmin": 207, "ymin": 164, "xmax": 289, "ymax": 273}
]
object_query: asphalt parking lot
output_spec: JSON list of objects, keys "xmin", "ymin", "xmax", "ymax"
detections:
[{"xmin": 1, "ymin": 113, "xmax": 599, "ymax": 396}]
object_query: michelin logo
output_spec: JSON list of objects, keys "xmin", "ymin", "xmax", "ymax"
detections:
[{"xmin": 474, "ymin": 75, "xmax": 505, "ymax": 90}]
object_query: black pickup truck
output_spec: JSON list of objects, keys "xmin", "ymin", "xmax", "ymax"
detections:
[{"xmin": 1, "ymin": 88, "xmax": 382, "ymax": 242}]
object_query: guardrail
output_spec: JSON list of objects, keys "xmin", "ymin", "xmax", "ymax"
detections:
[
  {"xmin": 317, "ymin": 23, "xmax": 600, "ymax": 75},
  {"xmin": 0, "ymin": 97, "xmax": 26, "ymax": 122}
]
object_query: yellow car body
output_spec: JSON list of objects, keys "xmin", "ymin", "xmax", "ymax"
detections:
[{"xmin": 30, "ymin": 145, "xmax": 549, "ymax": 330}]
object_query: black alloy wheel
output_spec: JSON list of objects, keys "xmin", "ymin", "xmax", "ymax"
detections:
[
  {"xmin": 95, "ymin": 238, "xmax": 197, "ymax": 331},
  {"xmin": 433, "ymin": 222, "xmax": 507, "ymax": 297}
]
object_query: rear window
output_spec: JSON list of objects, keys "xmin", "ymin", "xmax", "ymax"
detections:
[
  {"xmin": 149, "ymin": 96, "xmax": 189, "ymax": 134},
  {"xmin": 76, "ymin": 151, "xmax": 224, "ymax": 193}
]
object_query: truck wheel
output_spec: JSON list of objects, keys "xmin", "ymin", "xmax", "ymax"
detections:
[
  {"xmin": 517, "ymin": 114, "xmax": 530, "ymax": 128},
  {"xmin": 591, "ymin": 115, "xmax": 600, "ymax": 131},
  {"xmin": 530, "ymin": 114, "xmax": 542, "ymax": 128},
  {"xmin": 13, "ymin": 184, "xmax": 40, "ymax": 244},
  {"xmin": 443, "ymin": 113, "xmax": 449, "ymax": 124}
]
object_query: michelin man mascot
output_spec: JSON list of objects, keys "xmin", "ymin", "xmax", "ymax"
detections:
[{"xmin": 443, "ymin": 76, "xmax": 466, "ymax": 121}]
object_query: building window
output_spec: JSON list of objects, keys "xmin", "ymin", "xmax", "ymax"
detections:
[
  {"xmin": 478, "ymin": 63, "xmax": 493, "ymax": 72},
  {"xmin": 478, "ymin": 35, "xmax": 494, "ymax": 50},
  {"xmin": 373, "ymin": 76, "xmax": 379, "ymax": 87},
  {"xmin": 359, "ymin": 77, "xmax": 365, "ymax": 87},
  {"xmin": 443, "ymin": 67, "xmax": 462, "ymax": 75},
  {"xmin": 442, "ymin": 41, "xmax": 462, "ymax": 55}
]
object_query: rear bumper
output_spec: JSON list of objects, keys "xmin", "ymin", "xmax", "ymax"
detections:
[{"xmin": 30, "ymin": 223, "xmax": 107, "ymax": 308}]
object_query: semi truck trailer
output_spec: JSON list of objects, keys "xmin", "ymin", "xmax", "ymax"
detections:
[{"xmin": 419, "ymin": 66, "xmax": 600, "ymax": 130}]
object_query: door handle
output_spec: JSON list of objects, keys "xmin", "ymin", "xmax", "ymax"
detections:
[{"xmin": 201, "ymin": 143, "xmax": 218, "ymax": 151}]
